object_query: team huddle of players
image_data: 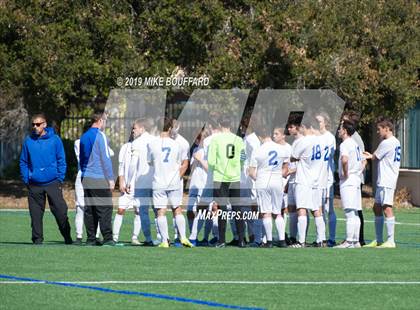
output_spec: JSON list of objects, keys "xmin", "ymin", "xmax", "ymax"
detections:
[{"xmin": 74, "ymin": 112, "xmax": 401, "ymax": 248}]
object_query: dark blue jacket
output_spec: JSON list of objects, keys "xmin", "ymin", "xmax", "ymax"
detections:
[
  {"xmin": 19, "ymin": 127, "xmax": 67, "ymax": 185},
  {"xmin": 79, "ymin": 127, "xmax": 114, "ymax": 180}
]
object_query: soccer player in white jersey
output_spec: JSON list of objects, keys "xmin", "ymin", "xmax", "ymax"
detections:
[
  {"xmin": 273, "ymin": 127, "xmax": 292, "ymax": 242},
  {"xmin": 291, "ymin": 116, "xmax": 326, "ymax": 248},
  {"xmin": 186, "ymin": 129, "xmax": 210, "ymax": 246},
  {"xmin": 249, "ymin": 125, "xmax": 289, "ymax": 248},
  {"xmin": 315, "ymin": 113, "xmax": 337, "ymax": 247},
  {"xmin": 169, "ymin": 119, "xmax": 189, "ymax": 246},
  {"xmin": 363, "ymin": 117, "xmax": 401, "ymax": 248},
  {"xmin": 112, "ymin": 133, "xmax": 142, "ymax": 245},
  {"xmin": 286, "ymin": 115, "xmax": 304, "ymax": 245},
  {"xmin": 148, "ymin": 117, "xmax": 192, "ymax": 248},
  {"xmin": 335, "ymin": 121, "xmax": 364, "ymax": 248},
  {"xmin": 126, "ymin": 118, "xmax": 156, "ymax": 246}
]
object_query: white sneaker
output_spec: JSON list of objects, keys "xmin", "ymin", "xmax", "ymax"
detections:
[
  {"xmin": 131, "ymin": 238, "xmax": 141, "ymax": 246},
  {"xmin": 353, "ymin": 242, "xmax": 362, "ymax": 248},
  {"xmin": 334, "ymin": 241, "xmax": 354, "ymax": 248}
]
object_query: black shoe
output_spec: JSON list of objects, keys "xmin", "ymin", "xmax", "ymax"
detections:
[
  {"xmin": 141, "ymin": 241, "xmax": 154, "ymax": 247},
  {"xmin": 33, "ymin": 241, "xmax": 43, "ymax": 245},
  {"xmin": 73, "ymin": 238, "xmax": 83, "ymax": 245},
  {"xmin": 215, "ymin": 242, "xmax": 226, "ymax": 248},
  {"xmin": 238, "ymin": 240, "xmax": 247, "ymax": 248},
  {"xmin": 64, "ymin": 237, "xmax": 73, "ymax": 245},
  {"xmin": 314, "ymin": 241, "xmax": 327, "ymax": 248},
  {"xmin": 85, "ymin": 240, "xmax": 98, "ymax": 246},
  {"xmin": 102, "ymin": 240, "xmax": 116, "ymax": 246},
  {"xmin": 248, "ymin": 242, "xmax": 262, "ymax": 248},
  {"xmin": 248, "ymin": 235, "xmax": 255, "ymax": 244},
  {"xmin": 289, "ymin": 237, "xmax": 297, "ymax": 245},
  {"xmin": 197, "ymin": 239, "xmax": 209, "ymax": 247},
  {"xmin": 261, "ymin": 241, "xmax": 273, "ymax": 248},
  {"xmin": 360, "ymin": 240, "xmax": 366, "ymax": 247},
  {"xmin": 277, "ymin": 240, "xmax": 287, "ymax": 248},
  {"xmin": 227, "ymin": 239, "xmax": 239, "ymax": 246},
  {"xmin": 209, "ymin": 237, "xmax": 218, "ymax": 245}
]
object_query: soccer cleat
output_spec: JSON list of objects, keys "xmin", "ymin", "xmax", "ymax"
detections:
[
  {"xmin": 102, "ymin": 240, "xmax": 116, "ymax": 247},
  {"xmin": 334, "ymin": 241, "xmax": 354, "ymax": 249},
  {"xmin": 248, "ymin": 242, "xmax": 262, "ymax": 248},
  {"xmin": 227, "ymin": 239, "xmax": 239, "ymax": 246},
  {"xmin": 64, "ymin": 237, "xmax": 73, "ymax": 245},
  {"xmin": 158, "ymin": 241, "xmax": 169, "ymax": 248},
  {"xmin": 238, "ymin": 240, "xmax": 247, "ymax": 248},
  {"xmin": 289, "ymin": 242, "xmax": 305, "ymax": 248},
  {"xmin": 353, "ymin": 242, "xmax": 362, "ymax": 248},
  {"xmin": 131, "ymin": 239, "xmax": 141, "ymax": 246},
  {"xmin": 276, "ymin": 240, "xmax": 288, "ymax": 248},
  {"xmin": 173, "ymin": 238, "xmax": 182, "ymax": 248},
  {"xmin": 181, "ymin": 238, "xmax": 194, "ymax": 248},
  {"xmin": 363, "ymin": 240, "xmax": 382, "ymax": 248},
  {"xmin": 314, "ymin": 241, "xmax": 327, "ymax": 248},
  {"xmin": 261, "ymin": 241, "xmax": 273, "ymax": 248},
  {"xmin": 188, "ymin": 239, "xmax": 197, "ymax": 247},
  {"xmin": 215, "ymin": 242, "xmax": 226, "ymax": 248},
  {"xmin": 377, "ymin": 240, "xmax": 396, "ymax": 248},
  {"xmin": 208, "ymin": 237, "xmax": 218, "ymax": 245}
]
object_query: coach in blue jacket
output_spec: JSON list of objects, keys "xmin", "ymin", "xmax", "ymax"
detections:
[
  {"xmin": 80, "ymin": 111, "xmax": 115, "ymax": 246},
  {"xmin": 19, "ymin": 113, "xmax": 72, "ymax": 245}
]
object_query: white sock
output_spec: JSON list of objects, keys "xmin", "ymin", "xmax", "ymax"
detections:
[
  {"xmin": 155, "ymin": 218, "xmax": 162, "ymax": 242},
  {"xmin": 75, "ymin": 206, "xmax": 84, "ymax": 239},
  {"xmin": 254, "ymin": 219, "xmax": 263, "ymax": 243},
  {"xmin": 289, "ymin": 212, "xmax": 298, "ymax": 239},
  {"xmin": 315, "ymin": 216, "xmax": 326, "ymax": 243},
  {"xmin": 297, "ymin": 215, "xmax": 307, "ymax": 244},
  {"xmin": 275, "ymin": 216, "xmax": 286, "ymax": 241},
  {"xmin": 386, "ymin": 217, "xmax": 395, "ymax": 243},
  {"xmin": 112, "ymin": 214, "xmax": 123, "ymax": 241},
  {"xmin": 157, "ymin": 216, "xmax": 169, "ymax": 242},
  {"xmin": 189, "ymin": 215, "xmax": 199, "ymax": 240},
  {"xmin": 375, "ymin": 216, "xmax": 384, "ymax": 243},
  {"xmin": 132, "ymin": 213, "xmax": 141, "ymax": 240},
  {"xmin": 345, "ymin": 210, "xmax": 356, "ymax": 242},
  {"xmin": 212, "ymin": 216, "xmax": 219, "ymax": 238},
  {"xmin": 262, "ymin": 217, "xmax": 273, "ymax": 242},
  {"xmin": 175, "ymin": 214, "xmax": 187, "ymax": 240},
  {"xmin": 353, "ymin": 214, "xmax": 361, "ymax": 243}
]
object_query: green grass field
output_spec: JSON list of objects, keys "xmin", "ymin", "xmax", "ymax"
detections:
[{"xmin": 1, "ymin": 207, "xmax": 419, "ymax": 309}]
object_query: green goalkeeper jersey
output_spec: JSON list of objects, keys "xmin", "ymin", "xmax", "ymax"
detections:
[{"xmin": 207, "ymin": 131, "xmax": 246, "ymax": 182}]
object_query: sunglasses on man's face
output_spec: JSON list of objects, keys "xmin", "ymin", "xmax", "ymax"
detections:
[{"xmin": 32, "ymin": 122, "xmax": 45, "ymax": 127}]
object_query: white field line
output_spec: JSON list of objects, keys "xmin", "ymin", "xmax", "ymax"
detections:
[
  {"xmin": 1, "ymin": 280, "xmax": 420, "ymax": 285},
  {"xmin": 3, "ymin": 210, "xmax": 420, "ymax": 226}
]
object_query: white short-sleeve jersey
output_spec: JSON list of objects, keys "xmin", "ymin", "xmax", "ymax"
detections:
[
  {"xmin": 241, "ymin": 132, "xmax": 261, "ymax": 192},
  {"xmin": 188, "ymin": 146, "xmax": 207, "ymax": 190},
  {"xmin": 322, "ymin": 131, "xmax": 336, "ymax": 186},
  {"xmin": 339, "ymin": 137, "xmax": 363, "ymax": 187},
  {"xmin": 292, "ymin": 135, "xmax": 323, "ymax": 188},
  {"xmin": 118, "ymin": 142, "xmax": 132, "ymax": 179},
  {"xmin": 250, "ymin": 140, "xmax": 289, "ymax": 189},
  {"xmin": 316, "ymin": 133, "xmax": 334, "ymax": 189},
  {"xmin": 129, "ymin": 132, "xmax": 156, "ymax": 189},
  {"xmin": 203, "ymin": 133, "xmax": 218, "ymax": 188},
  {"xmin": 175, "ymin": 134, "xmax": 190, "ymax": 161},
  {"xmin": 148, "ymin": 137, "xmax": 182, "ymax": 190},
  {"xmin": 374, "ymin": 136, "xmax": 401, "ymax": 189},
  {"xmin": 288, "ymin": 136, "xmax": 304, "ymax": 184}
]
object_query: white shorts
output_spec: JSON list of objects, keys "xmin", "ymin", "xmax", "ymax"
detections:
[
  {"xmin": 282, "ymin": 193, "xmax": 288, "ymax": 210},
  {"xmin": 118, "ymin": 193, "xmax": 139, "ymax": 210},
  {"xmin": 340, "ymin": 185, "xmax": 362, "ymax": 211},
  {"xmin": 312, "ymin": 188, "xmax": 324, "ymax": 210},
  {"xmin": 375, "ymin": 186, "xmax": 395, "ymax": 206},
  {"xmin": 153, "ymin": 189, "xmax": 183, "ymax": 209},
  {"xmin": 75, "ymin": 173, "xmax": 84, "ymax": 207},
  {"xmin": 187, "ymin": 187, "xmax": 204, "ymax": 212},
  {"xmin": 257, "ymin": 186, "xmax": 283, "ymax": 215},
  {"xmin": 295, "ymin": 184, "xmax": 319, "ymax": 211},
  {"xmin": 287, "ymin": 183, "xmax": 296, "ymax": 206}
]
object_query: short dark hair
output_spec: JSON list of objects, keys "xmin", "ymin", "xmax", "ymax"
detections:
[
  {"xmin": 219, "ymin": 116, "xmax": 232, "ymax": 129},
  {"xmin": 376, "ymin": 116, "xmax": 394, "ymax": 132},
  {"xmin": 134, "ymin": 118, "xmax": 153, "ymax": 131},
  {"xmin": 31, "ymin": 113, "xmax": 47, "ymax": 122},
  {"xmin": 342, "ymin": 111, "xmax": 360, "ymax": 126},
  {"xmin": 341, "ymin": 120, "xmax": 356, "ymax": 136},
  {"xmin": 90, "ymin": 111, "xmax": 105, "ymax": 124},
  {"xmin": 157, "ymin": 117, "xmax": 172, "ymax": 132},
  {"xmin": 286, "ymin": 112, "xmax": 303, "ymax": 128}
]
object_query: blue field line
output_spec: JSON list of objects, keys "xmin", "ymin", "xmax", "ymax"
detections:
[{"xmin": 0, "ymin": 274, "xmax": 265, "ymax": 310}]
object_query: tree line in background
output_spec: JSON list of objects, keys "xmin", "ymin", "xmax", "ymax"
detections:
[{"xmin": 0, "ymin": 0, "xmax": 419, "ymax": 139}]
